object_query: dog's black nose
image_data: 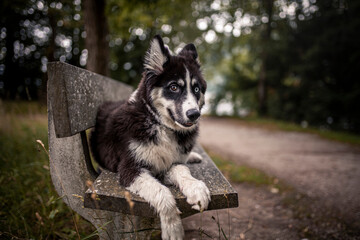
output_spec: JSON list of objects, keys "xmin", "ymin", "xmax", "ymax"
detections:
[{"xmin": 186, "ymin": 109, "xmax": 200, "ymax": 122}]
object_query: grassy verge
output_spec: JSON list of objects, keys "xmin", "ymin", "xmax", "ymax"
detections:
[
  {"xmin": 0, "ymin": 101, "xmax": 95, "ymax": 239},
  {"xmin": 207, "ymin": 149, "xmax": 291, "ymax": 193},
  {"xmin": 212, "ymin": 116, "xmax": 360, "ymax": 146}
]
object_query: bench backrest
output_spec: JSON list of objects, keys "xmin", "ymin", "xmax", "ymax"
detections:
[
  {"xmin": 47, "ymin": 62, "xmax": 133, "ymax": 138},
  {"xmin": 47, "ymin": 62, "xmax": 152, "ymax": 239}
]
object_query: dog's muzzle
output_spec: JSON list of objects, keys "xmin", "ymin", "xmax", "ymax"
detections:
[
  {"xmin": 186, "ymin": 109, "xmax": 200, "ymax": 122},
  {"xmin": 168, "ymin": 108, "xmax": 200, "ymax": 128}
]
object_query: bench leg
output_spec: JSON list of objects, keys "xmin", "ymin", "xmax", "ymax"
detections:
[{"xmin": 93, "ymin": 213, "xmax": 159, "ymax": 239}]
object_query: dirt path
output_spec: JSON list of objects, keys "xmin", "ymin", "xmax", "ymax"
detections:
[
  {"xmin": 183, "ymin": 183, "xmax": 299, "ymax": 240},
  {"xmin": 183, "ymin": 117, "xmax": 360, "ymax": 239}
]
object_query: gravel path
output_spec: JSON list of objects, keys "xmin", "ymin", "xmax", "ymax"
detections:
[{"xmin": 197, "ymin": 117, "xmax": 360, "ymax": 228}]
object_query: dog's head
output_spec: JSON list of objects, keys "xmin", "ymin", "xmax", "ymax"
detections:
[{"xmin": 136, "ymin": 35, "xmax": 207, "ymax": 132}]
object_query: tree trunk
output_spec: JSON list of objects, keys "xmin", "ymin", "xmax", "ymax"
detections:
[
  {"xmin": 3, "ymin": 25, "xmax": 19, "ymax": 99},
  {"xmin": 83, "ymin": 0, "xmax": 110, "ymax": 76},
  {"xmin": 258, "ymin": 0, "xmax": 274, "ymax": 116}
]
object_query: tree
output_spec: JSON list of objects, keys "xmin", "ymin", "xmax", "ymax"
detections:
[
  {"xmin": 257, "ymin": 0, "xmax": 274, "ymax": 116},
  {"xmin": 83, "ymin": 0, "xmax": 109, "ymax": 76},
  {"xmin": 288, "ymin": 0, "xmax": 360, "ymax": 132},
  {"xmin": 0, "ymin": 0, "xmax": 85, "ymax": 100},
  {"xmin": 105, "ymin": 0, "xmax": 200, "ymax": 87}
]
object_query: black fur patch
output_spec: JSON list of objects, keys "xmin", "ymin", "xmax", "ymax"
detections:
[
  {"xmin": 90, "ymin": 35, "xmax": 206, "ymax": 187},
  {"xmin": 90, "ymin": 100, "xmax": 158, "ymax": 186},
  {"xmin": 175, "ymin": 128, "xmax": 198, "ymax": 154}
]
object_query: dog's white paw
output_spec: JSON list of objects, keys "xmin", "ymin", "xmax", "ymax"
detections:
[
  {"xmin": 186, "ymin": 152, "xmax": 203, "ymax": 164},
  {"xmin": 160, "ymin": 211, "xmax": 184, "ymax": 240},
  {"xmin": 182, "ymin": 179, "xmax": 210, "ymax": 211}
]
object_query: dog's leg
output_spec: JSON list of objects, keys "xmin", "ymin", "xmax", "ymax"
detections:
[
  {"xmin": 186, "ymin": 151, "xmax": 203, "ymax": 164},
  {"xmin": 165, "ymin": 164, "xmax": 210, "ymax": 211},
  {"xmin": 126, "ymin": 169, "xmax": 184, "ymax": 240}
]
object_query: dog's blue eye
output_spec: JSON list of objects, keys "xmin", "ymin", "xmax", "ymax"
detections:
[
  {"xmin": 170, "ymin": 84, "xmax": 179, "ymax": 92},
  {"xmin": 194, "ymin": 87, "xmax": 200, "ymax": 93}
]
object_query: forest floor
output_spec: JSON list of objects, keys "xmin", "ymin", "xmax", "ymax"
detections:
[
  {"xmin": 2, "ymin": 101, "xmax": 360, "ymax": 239},
  {"xmin": 183, "ymin": 117, "xmax": 360, "ymax": 239}
]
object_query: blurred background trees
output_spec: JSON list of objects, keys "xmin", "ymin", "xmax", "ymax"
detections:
[{"xmin": 0, "ymin": 0, "xmax": 359, "ymax": 133}]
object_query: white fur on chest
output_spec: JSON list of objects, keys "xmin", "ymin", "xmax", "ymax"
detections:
[{"xmin": 129, "ymin": 126, "xmax": 187, "ymax": 173}]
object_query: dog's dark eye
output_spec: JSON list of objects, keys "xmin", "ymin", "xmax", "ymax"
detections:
[
  {"xmin": 170, "ymin": 84, "xmax": 179, "ymax": 92},
  {"xmin": 194, "ymin": 87, "xmax": 200, "ymax": 93}
]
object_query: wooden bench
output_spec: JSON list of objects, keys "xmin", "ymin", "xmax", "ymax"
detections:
[{"xmin": 47, "ymin": 61, "xmax": 238, "ymax": 239}]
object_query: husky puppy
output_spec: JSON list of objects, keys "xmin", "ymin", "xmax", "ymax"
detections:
[{"xmin": 91, "ymin": 35, "xmax": 210, "ymax": 240}]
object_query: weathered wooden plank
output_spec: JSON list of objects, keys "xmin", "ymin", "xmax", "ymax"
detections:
[
  {"xmin": 84, "ymin": 145, "xmax": 239, "ymax": 218},
  {"xmin": 48, "ymin": 86, "xmax": 155, "ymax": 240},
  {"xmin": 47, "ymin": 62, "xmax": 133, "ymax": 138}
]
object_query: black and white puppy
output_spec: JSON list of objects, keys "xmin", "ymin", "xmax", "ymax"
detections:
[{"xmin": 91, "ymin": 35, "xmax": 210, "ymax": 240}]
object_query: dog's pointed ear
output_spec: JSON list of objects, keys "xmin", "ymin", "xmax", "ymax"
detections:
[
  {"xmin": 144, "ymin": 35, "xmax": 170, "ymax": 75},
  {"xmin": 179, "ymin": 43, "xmax": 200, "ymax": 64}
]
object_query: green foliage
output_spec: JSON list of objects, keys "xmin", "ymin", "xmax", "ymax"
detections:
[
  {"xmin": 0, "ymin": 0, "xmax": 85, "ymax": 100},
  {"xmin": 105, "ymin": 0, "xmax": 202, "ymax": 87},
  {"xmin": 1, "ymin": 0, "xmax": 360, "ymax": 134},
  {"xmin": 289, "ymin": 1, "xmax": 360, "ymax": 133},
  {"xmin": 207, "ymin": 0, "xmax": 360, "ymax": 134},
  {"xmin": 0, "ymin": 102, "xmax": 95, "ymax": 239}
]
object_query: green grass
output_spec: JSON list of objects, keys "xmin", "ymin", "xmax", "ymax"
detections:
[
  {"xmin": 0, "ymin": 100, "xmax": 47, "ymax": 115},
  {"xmin": 215, "ymin": 116, "xmax": 360, "ymax": 146},
  {"xmin": 0, "ymin": 101, "xmax": 95, "ymax": 239}
]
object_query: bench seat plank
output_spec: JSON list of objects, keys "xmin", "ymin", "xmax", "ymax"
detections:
[{"xmin": 84, "ymin": 145, "xmax": 238, "ymax": 218}]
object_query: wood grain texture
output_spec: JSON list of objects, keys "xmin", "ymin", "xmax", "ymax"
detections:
[
  {"xmin": 47, "ymin": 61, "xmax": 133, "ymax": 137},
  {"xmin": 84, "ymin": 145, "xmax": 238, "ymax": 218}
]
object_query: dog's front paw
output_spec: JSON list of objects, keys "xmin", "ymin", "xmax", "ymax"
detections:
[
  {"xmin": 182, "ymin": 180, "xmax": 210, "ymax": 211},
  {"xmin": 186, "ymin": 152, "xmax": 203, "ymax": 164},
  {"xmin": 160, "ymin": 211, "xmax": 184, "ymax": 240}
]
